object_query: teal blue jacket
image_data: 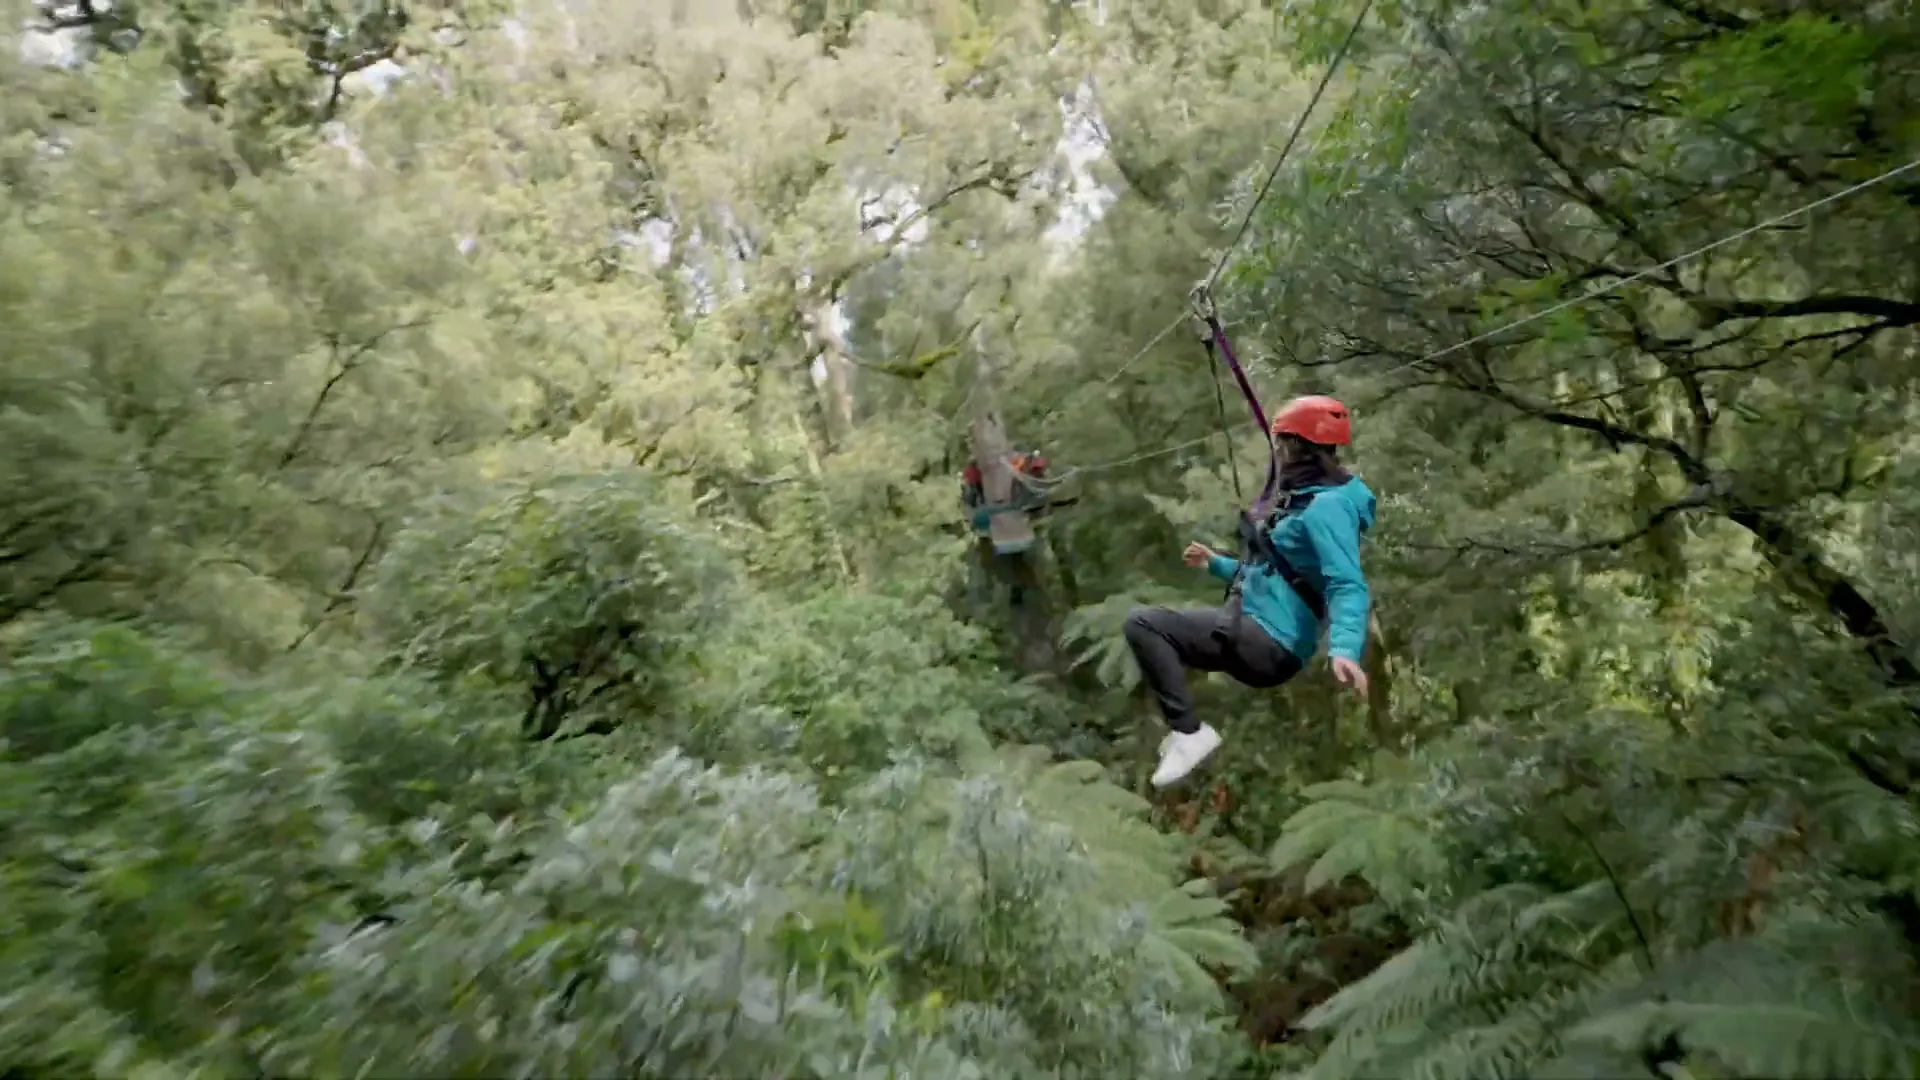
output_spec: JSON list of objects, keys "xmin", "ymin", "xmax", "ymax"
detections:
[{"xmin": 1205, "ymin": 477, "xmax": 1377, "ymax": 663}]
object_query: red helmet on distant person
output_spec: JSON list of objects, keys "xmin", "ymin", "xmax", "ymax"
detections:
[{"xmin": 1269, "ymin": 395, "xmax": 1351, "ymax": 446}]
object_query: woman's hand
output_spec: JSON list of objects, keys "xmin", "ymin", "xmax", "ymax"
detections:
[
  {"xmin": 1182, "ymin": 541, "xmax": 1214, "ymax": 568},
  {"xmin": 1330, "ymin": 655, "xmax": 1370, "ymax": 696}
]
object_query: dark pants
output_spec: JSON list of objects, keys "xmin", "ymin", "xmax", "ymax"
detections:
[{"xmin": 1123, "ymin": 604, "xmax": 1301, "ymax": 733}]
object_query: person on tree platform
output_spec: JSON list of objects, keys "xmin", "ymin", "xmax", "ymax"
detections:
[
  {"xmin": 1124, "ymin": 395, "xmax": 1377, "ymax": 788},
  {"xmin": 960, "ymin": 452, "xmax": 1052, "ymax": 535}
]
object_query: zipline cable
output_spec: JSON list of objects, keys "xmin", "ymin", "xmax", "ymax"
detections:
[
  {"xmin": 1010, "ymin": 320, "xmax": 1239, "ymax": 489},
  {"xmin": 1203, "ymin": 0, "xmax": 1374, "ymax": 295},
  {"xmin": 1030, "ymin": 0, "xmax": 1375, "ymax": 435},
  {"xmin": 1372, "ymin": 156, "xmax": 1920, "ymax": 380},
  {"xmin": 1027, "ymin": 313, "xmax": 1233, "ymax": 437},
  {"xmin": 1030, "ymin": 154, "xmax": 1920, "ymax": 483},
  {"xmin": 1085, "ymin": 313, "xmax": 1193, "ymax": 395}
]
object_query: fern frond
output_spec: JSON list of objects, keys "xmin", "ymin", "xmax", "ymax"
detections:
[
  {"xmin": 1297, "ymin": 935, "xmax": 1469, "ymax": 1036},
  {"xmin": 1297, "ymin": 779, "xmax": 1377, "ymax": 803},
  {"xmin": 1269, "ymin": 799, "xmax": 1380, "ymax": 868},
  {"xmin": 1513, "ymin": 879, "xmax": 1616, "ymax": 939},
  {"xmin": 1134, "ymin": 875, "xmax": 1261, "ymax": 1006},
  {"xmin": 948, "ymin": 742, "xmax": 1259, "ymax": 1012},
  {"xmin": 1402, "ymin": 952, "xmax": 1646, "ymax": 1080},
  {"xmin": 1141, "ymin": 922, "xmax": 1260, "ymax": 979},
  {"xmin": 1401, "ymin": 1020, "xmax": 1540, "ymax": 1080},
  {"xmin": 1290, "ymin": 1017, "xmax": 1432, "ymax": 1080},
  {"xmin": 1149, "ymin": 887, "xmax": 1233, "ymax": 926},
  {"xmin": 1269, "ymin": 785, "xmax": 1449, "ymax": 908},
  {"xmin": 1570, "ymin": 1000, "xmax": 1920, "ymax": 1079}
]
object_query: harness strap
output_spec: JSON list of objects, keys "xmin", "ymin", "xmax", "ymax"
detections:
[
  {"xmin": 1232, "ymin": 495, "xmax": 1328, "ymax": 621},
  {"xmin": 1190, "ymin": 286, "xmax": 1332, "ymax": 622},
  {"xmin": 1191, "ymin": 287, "xmax": 1280, "ymax": 517}
]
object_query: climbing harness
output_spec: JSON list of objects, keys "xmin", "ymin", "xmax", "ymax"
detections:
[
  {"xmin": 1231, "ymin": 491, "xmax": 1331, "ymax": 620},
  {"xmin": 1191, "ymin": 285, "xmax": 1342, "ymax": 621}
]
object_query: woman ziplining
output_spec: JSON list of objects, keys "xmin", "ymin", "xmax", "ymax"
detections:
[
  {"xmin": 1098, "ymin": 143, "xmax": 1920, "ymax": 787},
  {"xmin": 1007, "ymin": 0, "xmax": 1919, "ymax": 788},
  {"xmin": 945, "ymin": 0, "xmax": 1382, "ymax": 785},
  {"xmin": 1125, "ymin": 393, "xmax": 1376, "ymax": 787}
]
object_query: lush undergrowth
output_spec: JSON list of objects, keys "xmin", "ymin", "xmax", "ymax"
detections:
[{"xmin": 6, "ymin": 0, "xmax": 1920, "ymax": 1076}]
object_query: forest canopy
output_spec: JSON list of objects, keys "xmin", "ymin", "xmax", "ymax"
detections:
[{"xmin": 4, "ymin": 0, "xmax": 1920, "ymax": 1077}]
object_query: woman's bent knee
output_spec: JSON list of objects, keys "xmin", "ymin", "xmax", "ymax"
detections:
[{"xmin": 1123, "ymin": 606, "xmax": 1161, "ymax": 643}]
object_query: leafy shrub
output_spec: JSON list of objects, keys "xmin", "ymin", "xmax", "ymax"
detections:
[{"xmin": 367, "ymin": 470, "xmax": 734, "ymax": 740}]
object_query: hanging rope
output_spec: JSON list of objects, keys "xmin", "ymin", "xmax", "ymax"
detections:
[
  {"xmin": 1181, "ymin": 0, "xmax": 1377, "ymax": 519},
  {"xmin": 1207, "ymin": 343, "xmax": 1244, "ymax": 503}
]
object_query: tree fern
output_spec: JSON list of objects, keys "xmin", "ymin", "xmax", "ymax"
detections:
[
  {"xmin": 1268, "ymin": 779, "xmax": 1451, "ymax": 909},
  {"xmin": 1289, "ymin": 939, "xmax": 1467, "ymax": 1079},
  {"xmin": 1136, "ymin": 879, "xmax": 1264, "ymax": 1003},
  {"xmin": 979, "ymin": 746, "xmax": 1258, "ymax": 1003},
  {"xmin": 1560, "ymin": 911, "xmax": 1920, "ymax": 1079},
  {"xmin": 1291, "ymin": 881, "xmax": 1650, "ymax": 1079},
  {"xmin": 1061, "ymin": 590, "xmax": 1193, "ymax": 692},
  {"xmin": 1291, "ymin": 857, "xmax": 1920, "ymax": 1080},
  {"xmin": 962, "ymin": 744, "xmax": 1174, "ymax": 900},
  {"xmin": 1571, "ymin": 999, "xmax": 1920, "ymax": 1079}
]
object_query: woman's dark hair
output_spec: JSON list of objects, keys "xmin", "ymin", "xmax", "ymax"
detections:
[
  {"xmin": 1279, "ymin": 433, "xmax": 1340, "ymax": 468},
  {"xmin": 1277, "ymin": 434, "xmax": 1349, "ymax": 487}
]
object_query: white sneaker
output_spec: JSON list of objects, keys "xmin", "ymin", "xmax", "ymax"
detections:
[{"xmin": 1151, "ymin": 724, "xmax": 1223, "ymax": 787}]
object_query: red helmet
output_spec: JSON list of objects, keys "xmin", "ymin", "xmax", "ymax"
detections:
[{"xmin": 1270, "ymin": 395, "xmax": 1351, "ymax": 446}]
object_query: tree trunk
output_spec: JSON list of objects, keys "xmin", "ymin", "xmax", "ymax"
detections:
[
  {"xmin": 968, "ymin": 326, "xmax": 1054, "ymax": 672},
  {"xmin": 967, "ymin": 331, "xmax": 1036, "ymax": 557},
  {"xmin": 811, "ymin": 299, "xmax": 857, "ymax": 444},
  {"xmin": 792, "ymin": 411, "xmax": 856, "ymax": 585}
]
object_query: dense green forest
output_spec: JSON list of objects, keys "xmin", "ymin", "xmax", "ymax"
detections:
[{"xmin": 5, "ymin": 0, "xmax": 1920, "ymax": 1076}]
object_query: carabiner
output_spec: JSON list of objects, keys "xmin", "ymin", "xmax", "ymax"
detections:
[
  {"xmin": 1188, "ymin": 283, "xmax": 1218, "ymax": 322},
  {"xmin": 1188, "ymin": 283, "xmax": 1220, "ymax": 342}
]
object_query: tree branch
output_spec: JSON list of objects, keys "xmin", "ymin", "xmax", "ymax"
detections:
[
  {"xmin": 275, "ymin": 319, "xmax": 431, "ymax": 470},
  {"xmin": 1703, "ymin": 294, "xmax": 1920, "ymax": 328},
  {"xmin": 285, "ymin": 519, "xmax": 387, "ymax": 652},
  {"xmin": 1721, "ymin": 497, "xmax": 1920, "ymax": 688},
  {"xmin": 1411, "ymin": 484, "xmax": 1716, "ymax": 560},
  {"xmin": 1475, "ymin": 374, "xmax": 1713, "ymax": 485}
]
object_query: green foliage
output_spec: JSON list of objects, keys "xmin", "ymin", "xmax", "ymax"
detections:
[
  {"xmin": 1266, "ymin": 706, "xmax": 1920, "ymax": 1080},
  {"xmin": 368, "ymin": 471, "xmax": 734, "ymax": 739},
  {"xmin": 1223, "ymin": 0, "xmax": 1920, "ymax": 1067},
  {"xmin": 8, "ymin": 0, "xmax": 1920, "ymax": 1075},
  {"xmin": 1268, "ymin": 777, "xmax": 1449, "ymax": 911},
  {"xmin": 2, "ymin": 625, "xmax": 382, "ymax": 1076},
  {"xmin": 694, "ymin": 591, "xmax": 1015, "ymax": 786},
  {"xmin": 0, "ymin": 623, "xmax": 1244, "ymax": 1078}
]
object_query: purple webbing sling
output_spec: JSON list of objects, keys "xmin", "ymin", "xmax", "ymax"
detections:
[{"xmin": 1201, "ymin": 311, "xmax": 1281, "ymax": 518}]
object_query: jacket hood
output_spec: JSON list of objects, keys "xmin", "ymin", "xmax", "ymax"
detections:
[{"xmin": 1320, "ymin": 475, "xmax": 1376, "ymax": 533}]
